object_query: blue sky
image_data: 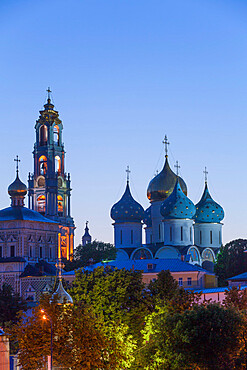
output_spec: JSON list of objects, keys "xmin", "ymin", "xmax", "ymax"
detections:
[{"xmin": 0, "ymin": 0, "xmax": 247, "ymax": 246}]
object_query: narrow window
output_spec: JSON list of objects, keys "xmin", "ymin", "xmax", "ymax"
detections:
[
  {"xmin": 190, "ymin": 227, "xmax": 192, "ymax": 242},
  {"xmin": 187, "ymin": 277, "xmax": 192, "ymax": 286},
  {"xmin": 170, "ymin": 227, "xmax": 172, "ymax": 241},
  {"xmin": 219, "ymin": 231, "xmax": 221, "ymax": 244},
  {"xmin": 210, "ymin": 230, "xmax": 213, "ymax": 244},
  {"xmin": 131, "ymin": 230, "xmax": 133, "ymax": 244},
  {"xmin": 0, "ymin": 246, "xmax": 2, "ymax": 258},
  {"xmin": 39, "ymin": 125, "xmax": 47, "ymax": 146},
  {"xmin": 178, "ymin": 277, "xmax": 183, "ymax": 286},
  {"xmin": 10, "ymin": 245, "xmax": 15, "ymax": 257},
  {"xmin": 120, "ymin": 230, "xmax": 122, "ymax": 245},
  {"xmin": 40, "ymin": 246, "xmax": 43, "ymax": 258},
  {"xmin": 200, "ymin": 231, "xmax": 202, "ymax": 244},
  {"xmin": 181, "ymin": 226, "xmax": 183, "ymax": 241},
  {"xmin": 53, "ymin": 125, "xmax": 59, "ymax": 144},
  {"xmin": 50, "ymin": 248, "xmax": 52, "ymax": 259},
  {"xmin": 29, "ymin": 246, "xmax": 32, "ymax": 257},
  {"xmin": 158, "ymin": 224, "xmax": 161, "ymax": 240},
  {"xmin": 150, "ymin": 234, "xmax": 152, "ymax": 244}
]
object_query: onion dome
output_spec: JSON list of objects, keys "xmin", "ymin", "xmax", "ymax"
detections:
[
  {"xmin": 8, "ymin": 173, "xmax": 27, "ymax": 198},
  {"xmin": 160, "ymin": 178, "xmax": 196, "ymax": 219},
  {"xmin": 194, "ymin": 183, "xmax": 224, "ymax": 223},
  {"xmin": 111, "ymin": 182, "xmax": 144, "ymax": 223},
  {"xmin": 143, "ymin": 206, "xmax": 152, "ymax": 227},
  {"xmin": 147, "ymin": 157, "xmax": 187, "ymax": 202},
  {"xmin": 52, "ymin": 280, "xmax": 73, "ymax": 305}
]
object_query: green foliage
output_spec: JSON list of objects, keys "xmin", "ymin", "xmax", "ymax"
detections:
[
  {"xmin": 215, "ymin": 239, "xmax": 247, "ymax": 286},
  {"xmin": 70, "ymin": 266, "xmax": 153, "ymax": 343},
  {"xmin": 148, "ymin": 270, "xmax": 179, "ymax": 304},
  {"xmin": 0, "ymin": 283, "xmax": 27, "ymax": 328},
  {"xmin": 63, "ymin": 240, "xmax": 116, "ymax": 271},
  {"xmin": 142, "ymin": 303, "xmax": 244, "ymax": 369},
  {"xmin": 11, "ymin": 294, "xmax": 136, "ymax": 369}
]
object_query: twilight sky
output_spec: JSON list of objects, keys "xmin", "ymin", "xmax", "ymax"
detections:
[{"xmin": 0, "ymin": 0, "xmax": 247, "ymax": 246}]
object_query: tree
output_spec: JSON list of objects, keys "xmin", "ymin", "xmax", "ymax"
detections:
[
  {"xmin": 215, "ymin": 239, "xmax": 247, "ymax": 286},
  {"xmin": 63, "ymin": 240, "xmax": 116, "ymax": 271},
  {"xmin": 70, "ymin": 266, "xmax": 153, "ymax": 344},
  {"xmin": 11, "ymin": 294, "xmax": 135, "ymax": 370},
  {"xmin": 142, "ymin": 303, "xmax": 244, "ymax": 369},
  {"xmin": 0, "ymin": 284, "xmax": 26, "ymax": 328},
  {"xmin": 148, "ymin": 270, "xmax": 179, "ymax": 304}
]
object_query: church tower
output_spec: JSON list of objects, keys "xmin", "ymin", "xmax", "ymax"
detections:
[{"xmin": 28, "ymin": 89, "xmax": 75, "ymax": 260}]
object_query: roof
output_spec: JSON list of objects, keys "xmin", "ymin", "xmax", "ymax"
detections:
[
  {"xmin": 228, "ymin": 272, "xmax": 247, "ymax": 281},
  {"xmin": 63, "ymin": 258, "xmax": 212, "ymax": 275},
  {"xmin": 0, "ymin": 257, "xmax": 26, "ymax": 263},
  {"xmin": 0, "ymin": 206, "xmax": 58, "ymax": 223},
  {"xmin": 20, "ymin": 260, "xmax": 59, "ymax": 278},
  {"xmin": 192, "ymin": 285, "xmax": 247, "ymax": 294}
]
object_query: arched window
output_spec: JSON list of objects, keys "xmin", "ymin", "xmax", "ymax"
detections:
[
  {"xmin": 132, "ymin": 248, "xmax": 152, "ymax": 260},
  {"xmin": 57, "ymin": 195, "xmax": 63, "ymax": 213},
  {"xmin": 37, "ymin": 195, "xmax": 46, "ymax": 213},
  {"xmin": 39, "ymin": 156, "xmax": 47, "ymax": 175},
  {"xmin": 39, "ymin": 125, "xmax": 47, "ymax": 146},
  {"xmin": 53, "ymin": 125, "xmax": 59, "ymax": 144},
  {"xmin": 55, "ymin": 155, "xmax": 61, "ymax": 174}
]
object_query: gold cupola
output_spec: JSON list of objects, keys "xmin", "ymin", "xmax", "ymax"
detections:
[{"xmin": 147, "ymin": 137, "xmax": 187, "ymax": 202}]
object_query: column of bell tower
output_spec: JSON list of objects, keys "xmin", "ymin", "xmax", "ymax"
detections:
[{"xmin": 28, "ymin": 89, "xmax": 75, "ymax": 260}]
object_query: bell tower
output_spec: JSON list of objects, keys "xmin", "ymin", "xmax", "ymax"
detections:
[{"xmin": 28, "ymin": 88, "xmax": 75, "ymax": 260}]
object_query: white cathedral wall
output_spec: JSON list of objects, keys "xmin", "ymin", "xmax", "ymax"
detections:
[
  {"xmin": 114, "ymin": 222, "xmax": 142, "ymax": 248},
  {"xmin": 145, "ymin": 227, "xmax": 152, "ymax": 244},
  {"xmin": 150, "ymin": 200, "xmax": 164, "ymax": 243},
  {"xmin": 163, "ymin": 219, "xmax": 194, "ymax": 246},
  {"xmin": 194, "ymin": 223, "xmax": 223, "ymax": 249}
]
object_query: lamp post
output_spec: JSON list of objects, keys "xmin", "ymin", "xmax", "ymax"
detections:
[{"xmin": 41, "ymin": 309, "xmax": 53, "ymax": 370}]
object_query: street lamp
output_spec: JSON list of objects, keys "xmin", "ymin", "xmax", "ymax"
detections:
[{"xmin": 41, "ymin": 309, "xmax": 53, "ymax": 370}]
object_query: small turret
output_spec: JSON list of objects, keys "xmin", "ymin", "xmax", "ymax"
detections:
[{"xmin": 82, "ymin": 221, "xmax": 92, "ymax": 246}]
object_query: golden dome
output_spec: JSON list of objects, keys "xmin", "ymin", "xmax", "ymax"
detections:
[
  {"xmin": 8, "ymin": 173, "xmax": 27, "ymax": 198},
  {"xmin": 147, "ymin": 157, "xmax": 187, "ymax": 202}
]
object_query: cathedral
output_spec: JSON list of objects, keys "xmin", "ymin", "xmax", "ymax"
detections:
[
  {"xmin": 0, "ymin": 91, "xmax": 75, "ymax": 300},
  {"xmin": 111, "ymin": 136, "xmax": 224, "ymax": 272}
]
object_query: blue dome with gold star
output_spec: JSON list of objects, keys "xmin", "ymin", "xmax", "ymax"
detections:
[
  {"xmin": 111, "ymin": 182, "xmax": 144, "ymax": 223},
  {"xmin": 143, "ymin": 206, "xmax": 152, "ymax": 227},
  {"xmin": 194, "ymin": 183, "xmax": 224, "ymax": 223},
  {"xmin": 160, "ymin": 179, "xmax": 196, "ymax": 219}
]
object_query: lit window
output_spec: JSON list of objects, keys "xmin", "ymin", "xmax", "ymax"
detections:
[
  {"xmin": 39, "ymin": 156, "xmax": 47, "ymax": 175},
  {"xmin": 55, "ymin": 155, "xmax": 61, "ymax": 174},
  {"xmin": 178, "ymin": 277, "xmax": 183, "ymax": 286},
  {"xmin": 39, "ymin": 125, "xmax": 47, "ymax": 146},
  {"xmin": 37, "ymin": 195, "xmax": 46, "ymax": 213},
  {"xmin": 57, "ymin": 195, "xmax": 63, "ymax": 213},
  {"xmin": 53, "ymin": 125, "xmax": 59, "ymax": 144}
]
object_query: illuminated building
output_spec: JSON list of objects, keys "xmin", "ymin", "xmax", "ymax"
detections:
[
  {"xmin": 28, "ymin": 89, "xmax": 75, "ymax": 261},
  {"xmin": 111, "ymin": 136, "xmax": 224, "ymax": 271}
]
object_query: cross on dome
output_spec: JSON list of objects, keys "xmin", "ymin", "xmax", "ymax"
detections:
[
  {"xmin": 46, "ymin": 87, "xmax": 52, "ymax": 102},
  {"xmin": 203, "ymin": 166, "xmax": 208, "ymax": 183},
  {"xmin": 162, "ymin": 135, "xmax": 170, "ymax": 158},
  {"xmin": 14, "ymin": 155, "xmax": 20, "ymax": 174},
  {"xmin": 126, "ymin": 166, "xmax": 131, "ymax": 183},
  {"xmin": 174, "ymin": 160, "xmax": 180, "ymax": 176}
]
